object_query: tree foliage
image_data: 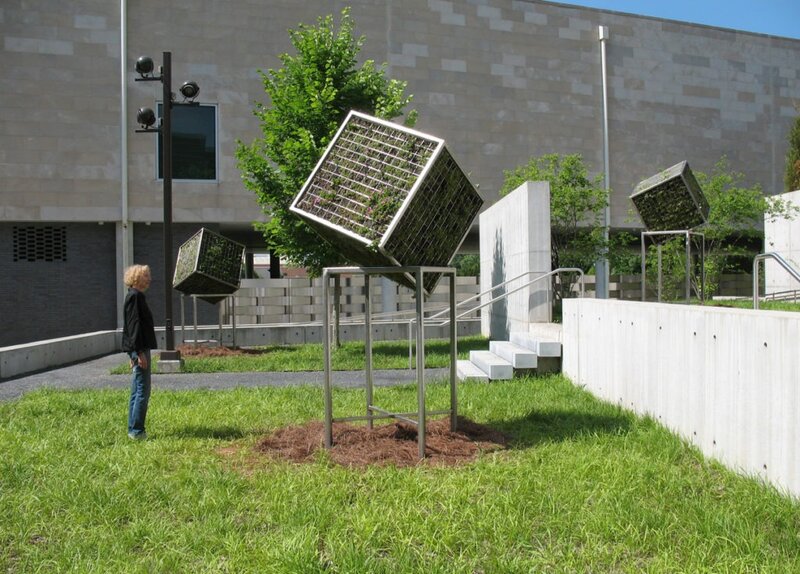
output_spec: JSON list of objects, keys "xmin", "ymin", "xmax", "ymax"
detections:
[
  {"xmin": 236, "ymin": 9, "xmax": 416, "ymax": 275},
  {"xmin": 500, "ymin": 153, "xmax": 608, "ymax": 272},
  {"xmin": 785, "ymin": 113, "xmax": 800, "ymax": 192}
]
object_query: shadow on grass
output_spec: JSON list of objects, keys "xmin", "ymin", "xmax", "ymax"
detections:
[
  {"xmin": 487, "ymin": 409, "xmax": 633, "ymax": 449},
  {"xmin": 168, "ymin": 425, "xmax": 251, "ymax": 440}
]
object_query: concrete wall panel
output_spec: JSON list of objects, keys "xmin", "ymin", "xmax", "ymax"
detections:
[{"xmin": 563, "ymin": 298, "xmax": 800, "ymax": 498}]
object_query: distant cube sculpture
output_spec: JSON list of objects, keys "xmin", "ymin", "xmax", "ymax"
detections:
[
  {"xmin": 630, "ymin": 161, "xmax": 709, "ymax": 240},
  {"xmin": 173, "ymin": 228, "xmax": 245, "ymax": 303},
  {"xmin": 289, "ymin": 110, "xmax": 483, "ymax": 295}
]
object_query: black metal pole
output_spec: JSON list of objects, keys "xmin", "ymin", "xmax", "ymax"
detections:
[{"xmin": 161, "ymin": 51, "xmax": 179, "ymax": 360}]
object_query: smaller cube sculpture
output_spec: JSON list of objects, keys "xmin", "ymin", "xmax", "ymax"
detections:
[
  {"xmin": 289, "ymin": 110, "xmax": 483, "ymax": 295},
  {"xmin": 173, "ymin": 228, "xmax": 245, "ymax": 304},
  {"xmin": 630, "ymin": 161, "xmax": 709, "ymax": 239}
]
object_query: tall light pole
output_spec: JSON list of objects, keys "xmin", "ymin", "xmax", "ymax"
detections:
[{"xmin": 134, "ymin": 52, "xmax": 199, "ymax": 366}]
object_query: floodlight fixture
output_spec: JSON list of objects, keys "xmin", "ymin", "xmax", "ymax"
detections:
[
  {"xmin": 136, "ymin": 107, "xmax": 156, "ymax": 129},
  {"xmin": 179, "ymin": 81, "xmax": 199, "ymax": 101},
  {"xmin": 135, "ymin": 56, "xmax": 155, "ymax": 78}
]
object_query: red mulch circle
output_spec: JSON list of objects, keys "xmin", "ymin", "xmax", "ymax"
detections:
[
  {"xmin": 191, "ymin": 346, "xmax": 508, "ymax": 468},
  {"xmin": 177, "ymin": 344, "xmax": 266, "ymax": 357},
  {"xmin": 254, "ymin": 416, "xmax": 508, "ymax": 468}
]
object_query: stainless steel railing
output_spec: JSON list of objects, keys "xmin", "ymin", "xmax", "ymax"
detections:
[
  {"xmin": 406, "ymin": 267, "xmax": 585, "ymax": 368},
  {"xmin": 752, "ymin": 252, "xmax": 800, "ymax": 309}
]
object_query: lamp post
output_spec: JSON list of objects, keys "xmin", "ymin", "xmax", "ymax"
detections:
[{"xmin": 134, "ymin": 52, "xmax": 199, "ymax": 365}]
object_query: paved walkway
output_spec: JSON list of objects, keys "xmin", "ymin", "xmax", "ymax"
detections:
[{"xmin": 0, "ymin": 353, "xmax": 451, "ymax": 402}]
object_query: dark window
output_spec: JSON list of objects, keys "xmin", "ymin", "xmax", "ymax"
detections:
[
  {"xmin": 13, "ymin": 226, "xmax": 67, "ymax": 262},
  {"xmin": 157, "ymin": 103, "xmax": 217, "ymax": 180}
]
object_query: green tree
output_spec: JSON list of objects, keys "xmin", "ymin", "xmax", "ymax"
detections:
[
  {"xmin": 647, "ymin": 156, "xmax": 798, "ymax": 299},
  {"xmin": 500, "ymin": 153, "xmax": 608, "ymax": 273},
  {"xmin": 785, "ymin": 113, "xmax": 800, "ymax": 192},
  {"xmin": 236, "ymin": 8, "xmax": 416, "ymax": 275}
]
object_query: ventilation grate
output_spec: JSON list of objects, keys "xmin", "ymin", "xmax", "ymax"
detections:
[{"xmin": 13, "ymin": 226, "xmax": 67, "ymax": 262}]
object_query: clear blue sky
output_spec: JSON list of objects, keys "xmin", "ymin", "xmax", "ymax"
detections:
[{"xmin": 547, "ymin": 1, "xmax": 800, "ymax": 39}]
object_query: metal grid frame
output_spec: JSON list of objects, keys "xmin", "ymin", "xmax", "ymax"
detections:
[
  {"xmin": 640, "ymin": 230, "xmax": 706, "ymax": 303},
  {"xmin": 630, "ymin": 161, "xmax": 709, "ymax": 240},
  {"xmin": 321, "ymin": 266, "xmax": 458, "ymax": 460},
  {"xmin": 173, "ymin": 227, "xmax": 245, "ymax": 304},
  {"xmin": 290, "ymin": 111, "xmax": 482, "ymax": 295}
]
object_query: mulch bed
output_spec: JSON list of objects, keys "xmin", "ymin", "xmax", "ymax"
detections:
[
  {"xmin": 253, "ymin": 416, "xmax": 508, "ymax": 468},
  {"xmin": 177, "ymin": 344, "xmax": 266, "ymax": 357},
  {"xmin": 189, "ymin": 346, "xmax": 508, "ymax": 468}
]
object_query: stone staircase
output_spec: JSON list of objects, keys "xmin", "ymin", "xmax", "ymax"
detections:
[{"xmin": 457, "ymin": 324, "xmax": 563, "ymax": 381}]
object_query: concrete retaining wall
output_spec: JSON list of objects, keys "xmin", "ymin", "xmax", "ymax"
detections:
[
  {"xmin": 562, "ymin": 298, "xmax": 799, "ymax": 499},
  {"xmin": 0, "ymin": 320, "xmax": 480, "ymax": 380}
]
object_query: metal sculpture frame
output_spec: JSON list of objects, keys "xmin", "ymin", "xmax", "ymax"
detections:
[
  {"xmin": 640, "ymin": 230, "xmax": 706, "ymax": 303},
  {"xmin": 322, "ymin": 266, "xmax": 458, "ymax": 460}
]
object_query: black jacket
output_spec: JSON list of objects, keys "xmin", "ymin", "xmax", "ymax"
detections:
[{"xmin": 121, "ymin": 288, "xmax": 158, "ymax": 353}]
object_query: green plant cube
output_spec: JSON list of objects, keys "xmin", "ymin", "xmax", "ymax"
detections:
[
  {"xmin": 173, "ymin": 228, "xmax": 245, "ymax": 303},
  {"xmin": 630, "ymin": 161, "xmax": 710, "ymax": 239},
  {"xmin": 290, "ymin": 111, "xmax": 483, "ymax": 295}
]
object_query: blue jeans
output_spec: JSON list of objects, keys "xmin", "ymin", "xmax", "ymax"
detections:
[{"xmin": 128, "ymin": 350, "xmax": 151, "ymax": 436}]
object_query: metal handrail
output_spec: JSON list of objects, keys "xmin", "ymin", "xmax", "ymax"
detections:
[
  {"xmin": 407, "ymin": 267, "xmax": 585, "ymax": 368},
  {"xmin": 753, "ymin": 252, "xmax": 800, "ymax": 309}
]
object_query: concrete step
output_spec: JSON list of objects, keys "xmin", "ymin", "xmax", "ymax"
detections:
[
  {"xmin": 469, "ymin": 350, "xmax": 514, "ymax": 380},
  {"xmin": 510, "ymin": 332, "xmax": 561, "ymax": 357},
  {"xmin": 456, "ymin": 359, "xmax": 490, "ymax": 382},
  {"xmin": 489, "ymin": 341, "xmax": 538, "ymax": 369}
]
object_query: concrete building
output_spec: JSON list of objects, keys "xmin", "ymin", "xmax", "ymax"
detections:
[{"xmin": 2, "ymin": 0, "xmax": 799, "ymax": 346}]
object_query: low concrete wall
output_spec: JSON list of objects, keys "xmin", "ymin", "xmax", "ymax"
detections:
[
  {"xmin": 0, "ymin": 331, "xmax": 120, "ymax": 380},
  {"xmin": 480, "ymin": 181, "xmax": 551, "ymax": 340},
  {"xmin": 0, "ymin": 320, "xmax": 481, "ymax": 380},
  {"xmin": 562, "ymin": 298, "xmax": 799, "ymax": 499}
]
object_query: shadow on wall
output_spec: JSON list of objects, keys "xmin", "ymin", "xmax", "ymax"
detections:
[{"xmin": 490, "ymin": 228, "xmax": 508, "ymax": 340}]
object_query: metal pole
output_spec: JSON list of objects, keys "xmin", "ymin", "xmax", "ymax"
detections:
[
  {"xmin": 365, "ymin": 275, "xmax": 373, "ymax": 430},
  {"xmin": 657, "ymin": 244, "xmax": 662, "ymax": 303},
  {"xmin": 701, "ymin": 234, "xmax": 706, "ymax": 303},
  {"xmin": 685, "ymin": 231, "xmax": 691, "ymax": 304},
  {"xmin": 597, "ymin": 25, "xmax": 611, "ymax": 299},
  {"xmin": 641, "ymin": 233, "xmax": 646, "ymax": 302},
  {"xmin": 193, "ymin": 296, "xmax": 198, "ymax": 346},
  {"xmin": 180, "ymin": 294, "xmax": 185, "ymax": 345},
  {"xmin": 161, "ymin": 51, "xmax": 178, "ymax": 360},
  {"xmin": 415, "ymin": 269, "xmax": 426, "ymax": 460},
  {"xmin": 218, "ymin": 303, "xmax": 223, "ymax": 347},
  {"xmin": 231, "ymin": 293, "xmax": 237, "ymax": 347},
  {"xmin": 449, "ymin": 270, "xmax": 457, "ymax": 432},
  {"xmin": 323, "ymin": 270, "xmax": 333, "ymax": 448}
]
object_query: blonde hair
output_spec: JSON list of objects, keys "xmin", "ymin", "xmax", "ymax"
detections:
[{"xmin": 124, "ymin": 264, "xmax": 151, "ymax": 288}]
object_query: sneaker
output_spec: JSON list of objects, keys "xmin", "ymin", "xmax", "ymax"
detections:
[{"xmin": 128, "ymin": 432, "xmax": 147, "ymax": 440}]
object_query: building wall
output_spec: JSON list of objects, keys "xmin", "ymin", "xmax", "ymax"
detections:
[
  {"xmin": 0, "ymin": 223, "xmax": 117, "ymax": 346},
  {"xmin": 1, "ymin": 0, "xmax": 799, "ymax": 345}
]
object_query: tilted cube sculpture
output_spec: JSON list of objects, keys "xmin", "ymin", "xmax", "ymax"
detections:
[
  {"xmin": 173, "ymin": 227, "xmax": 245, "ymax": 303},
  {"xmin": 630, "ymin": 160, "xmax": 710, "ymax": 240},
  {"xmin": 290, "ymin": 111, "xmax": 483, "ymax": 295}
]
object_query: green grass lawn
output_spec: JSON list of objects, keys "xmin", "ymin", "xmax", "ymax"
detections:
[
  {"xmin": 709, "ymin": 299, "xmax": 800, "ymax": 312},
  {"xmin": 2, "ymin": 375, "xmax": 798, "ymax": 573},
  {"xmin": 111, "ymin": 335, "xmax": 489, "ymax": 375}
]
